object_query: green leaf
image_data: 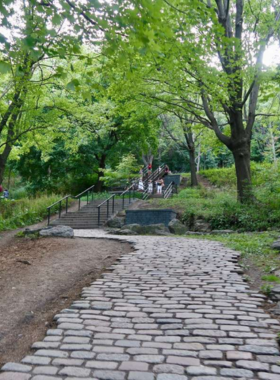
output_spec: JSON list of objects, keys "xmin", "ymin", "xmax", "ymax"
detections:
[
  {"xmin": 66, "ymin": 79, "xmax": 80, "ymax": 91},
  {"xmin": 52, "ymin": 14, "xmax": 62, "ymax": 26},
  {"xmin": 0, "ymin": 61, "xmax": 11, "ymax": 73},
  {"xmin": 0, "ymin": 33, "xmax": 7, "ymax": 44}
]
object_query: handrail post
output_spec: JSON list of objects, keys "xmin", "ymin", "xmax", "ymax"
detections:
[
  {"xmin": 79, "ymin": 197, "xmax": 81, "ymax": 210},
  {"xmin": 129, "ymin": 189, "xmax": 131, "ymax": 204},
  {"xmin": 66, "ymin": 197, "xmax": 68, "ymax": 214},
  {"xmin": 112, "ymin": 195, "xmax": 115, "ymax": 214},
  {"xmin": 87, "ymin": 191, "xmax": 89, "ymax": 204},
  {"xmin": 122, "ymin": 194, "xmax": 125, "ymax": 209},
  {"xmin": 92, "ymin": 189, "xmax": 93, "ymax": 201},
  {"xmin": 107, "ymin": 199, "xmax": 109, "ymax": 219},
  {"xmin": 59, "ymin": 201, "xmax": 62, "ymax": 218},
  {"xmin": 98, "ymin": 207, "xmax": 100, "ymax": 226},
  {"xmin": 47, "ymin": 208, "xmax": 50, "ymax": 226}
]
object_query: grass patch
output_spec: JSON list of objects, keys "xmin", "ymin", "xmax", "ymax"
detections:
[
  {"xmin": 151, "ymin": 186, "xmax": 280, "ymax": 232},
  {"xmin": 261, "ymin": 275, "xmax": 280, "ymax": 283}
]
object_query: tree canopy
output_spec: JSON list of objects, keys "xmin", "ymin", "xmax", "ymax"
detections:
[{"xmin": 1, "ymin": 0, "xmax": 280, "ymax": 201}]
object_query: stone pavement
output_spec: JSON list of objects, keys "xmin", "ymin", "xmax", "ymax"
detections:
[{"xmin": 1, "ymin": 230, "xmax": 280, "ymax": 380}]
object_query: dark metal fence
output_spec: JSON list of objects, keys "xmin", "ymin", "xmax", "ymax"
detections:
[
  {"xmin": 47, "ymin": 185, "xmax": 95, "ymax": 225},
  {"xmin": 96, "ymin": 184, "xmax": 136, "ymax": 226}
]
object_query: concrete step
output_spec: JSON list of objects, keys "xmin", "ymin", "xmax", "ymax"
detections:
[{"xmin": 50, "ymin": 198, "xmax": 138, "ymax": 229}]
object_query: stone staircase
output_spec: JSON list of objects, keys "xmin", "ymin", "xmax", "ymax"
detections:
[{"xmin": 50, "ymin": 198, "xmax": 137, "ymax": 229}]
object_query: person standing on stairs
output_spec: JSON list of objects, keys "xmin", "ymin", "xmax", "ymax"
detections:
[
  {"xmin": 148, "ymin": 180, "xmax": 153, "ymax": 194},
  {"xmin": 138, "ymin": 179, "xmax": 144, "ymax": 192},
  {"xmin": 157, "ymin": 178, "xmax": 164, "ymax": 194}
]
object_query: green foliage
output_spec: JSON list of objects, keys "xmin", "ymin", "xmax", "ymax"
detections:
[
  {"xmin": 200, "ymin": 167, "xmax": 236, "ymax": 187},
  {"xmin": 262, "ymin": 275, "xmax": 280, "ymax": 283},
  {"xmin": 200, "ymin": 162, "xmax": 280, "ymax": 190},
  {"xmin": 0, "ymin": 195, "xmax": 62, "ymax": 231},
  {"xmin": 9, "ymin": 187, "xmax": 28, "ymax": 200},
  {"xmin": 260, "ymin": 284, "xmax": 273, "ymax": 296},
  {"xmin": 156, "ymin": 165, "xmax": 280, "ymax": 231},
  {"xmin": 102, "ymin": 154, "xmax": 141, "ymax": 187}
]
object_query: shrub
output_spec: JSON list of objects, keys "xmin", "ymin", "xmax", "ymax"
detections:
[{"xmin": 0, "ymin": 194, "xmax": 64, "ymax": 231}]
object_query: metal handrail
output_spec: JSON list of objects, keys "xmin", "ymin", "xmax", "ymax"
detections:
[
  {"xmin": 47, "ymin": 185, "xmax": 95, "ymax": 225},
  {"xmin": 47, "ymin": 195, "xmax": 71, "ymax": 225},
  {"xmin": 47, "ymin": 195, "xmax": 70, "ymax": 209},
  {"xmin": 141, "ymin": 164, "xmax": 165, "ymax": 200},
  {"xmin": 163, "ymin": 181, "xmax": 176, "ymax": 199},
  {"xmin": 97, "ymin": 193, "xmax": 115, "ymax": 208},
  {"xmin": 74, "ymin": 184, "xmax": 95, "ymax": 210},
  {"xmin": 163, "ymin": 182, "xmax": 173, "ymax": 199},
  {"xmin": 120, "ymin": 184, "xmax": 135, "ymax": 209},
  {"xmin": 96, "ymin": 193, "xmax": 116, "ymax": 226},
  {"xmin": 143, "ymin": 165, "xmax": 165, "ymax": 187},
  {"xmin": 75, "ymin": 185, "xmax": 95, "ymax": 198},
  {"xmin": 96, "ymin": 183, "xmax": 137, "ymax": 227}
]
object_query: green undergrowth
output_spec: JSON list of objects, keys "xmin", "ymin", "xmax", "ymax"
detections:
[
  {"xmin": 0, "ymin": 194, "xmax": 66, "ymax": 231},
  {"xmin": 153, "ymin": 186, "xmax": 280, "ymax": 231},
  {"xmin": 261, "ymin": 274, "xmax": 280, "ymax": 283},
  {"xmin": 185, "ymin": 231, "xmax": 279, "ymax": 273},
  {"xmin": 200, "ymin": 162, "xmax": 280, "ymax": 190}
]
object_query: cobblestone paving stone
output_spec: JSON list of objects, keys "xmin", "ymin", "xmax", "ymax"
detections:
[{"xmin": 1, "ymin": 230, "xmax": 280, "ymax": 380}]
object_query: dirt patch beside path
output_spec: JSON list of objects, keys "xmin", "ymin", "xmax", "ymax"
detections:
[{"xmin": 0, "ymin": 234, "xmax": 132, "ymax": 366}]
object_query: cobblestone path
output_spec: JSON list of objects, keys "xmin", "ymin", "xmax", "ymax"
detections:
[{"xmin": 1, "ymin": 231, "xmax": 280, "ymax": 380}]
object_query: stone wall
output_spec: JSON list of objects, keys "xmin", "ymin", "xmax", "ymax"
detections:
[{"xmin": 126, "ymin": 209, "xmax": 177, "ymax": 227}]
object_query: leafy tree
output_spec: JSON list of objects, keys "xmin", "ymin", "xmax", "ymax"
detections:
[
  {"xmin": 102, "ymin": 153, "xmax": 141, "ymax": 187},
  {"xmin": 82, "ymin": 0, "xmax": 280, "ymax": 202},
  {"xmin": 0, "ymin": 0, "xmax": 81, "ymax": 183}
]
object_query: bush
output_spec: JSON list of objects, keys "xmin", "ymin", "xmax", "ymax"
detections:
[
  {"xmin": 200, "ymin": 162, "xmax": 280, "ymax": 190},
  {"xmin": 9, "ymin": 186, "xmax": 28, "ymax": 200},
  {"xmin": 156, "ymin": 184, "xmax": 280, "ymax": 231},
  {"xmin": 0, "ymin": 194, "xmax": 63, "ymax": 231}
]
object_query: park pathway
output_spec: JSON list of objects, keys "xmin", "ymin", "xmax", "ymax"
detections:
[{"xmin": 1, "ymin": 231, "xmax": 280, "ymax": 379}]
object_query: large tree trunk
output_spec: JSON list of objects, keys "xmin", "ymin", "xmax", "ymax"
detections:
[
  {"xmin": 142, "ymin": 150, "xmax": 153, "ymax": 167},
  {"xmin": 196, "ymin": 142, "xmax": 201, "ymax": 173},
  {"xmin": 95, "ymin": 154, "xmax": 107, "ymax": 193},
  {"xmin": 0, "ymin": 117, "xmax": 17, "ymax": 184},
  {"xmin": 231, "ymin": 142, "xmax": 253, "ymax": 203},
  {"xmin": 184, "ymin": 131, "xmax": 198, "ymax": 187},
  {"xmin": 189, "ymin": 148, "xmax": 198, "ymax": 187},
  {"xmin": 0, "ymin": 145, "xmax": 13, "ymax": 184}
]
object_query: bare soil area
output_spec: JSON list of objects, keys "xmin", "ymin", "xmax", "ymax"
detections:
[{"xmin": 0, "ymin": 231, "xmax": 132, "ymax": 366}]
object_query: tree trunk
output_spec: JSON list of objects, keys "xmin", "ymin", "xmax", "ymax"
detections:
[
  {"xmin": 95, "ymin": 154, "xmax": 107, "ymax": 193},
  {"xmin": 231, "ymin": 143, "xmax": 253, "ymax": 203},
  {"xmin": 196, "ymin": 142, "xmax": 201, "ymax": 173},
  {"xmin": 0, "ymin": 122, "xmax": 16, "ymax": 184},
  {"xmin": 269, "ymin": 124, "xmax": 277, "ymax": 163},
  {"xmin": 142, "ymin": 150, "xmax": 153, "ymax": 167},
  {"xmin": 0, "ymin": 146, "xmax": 13, "ymax": 184},
  {"xmin": 184, "ymin": 131, "xmax": 198, "ymax": 187},
  {"xmin": 189, "ymin": 148, "xmax": 198, "ymax": 187}
]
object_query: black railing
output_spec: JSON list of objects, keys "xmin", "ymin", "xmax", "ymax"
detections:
[
  {"xmin": 163, "ymin": 181, "xmax": 177, "ymax": 199},
  {"xmin": 96, "ymin": 184, "xmax": 136, "ymax": 226},
  {"xmin": 120, "ymin": 184, "xmax": 135, "ymax": 209},
  {"xmin": 75, "ymin": 185, "xmax": 95, "ymax": 210},
  {"xmin": 141, "ymin": 164, "xmax": 166, "ymax": 200},
  {"xmin": 143, "ymin": 164, "xmax": 165, "ymax": 187},
  {"xmin": 47, "ymin": 185, "xmax": 95, "ymax": 225},
  {"xmin": 97, "ymin": 194, "xmax": 116, "ymax": 226}
]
